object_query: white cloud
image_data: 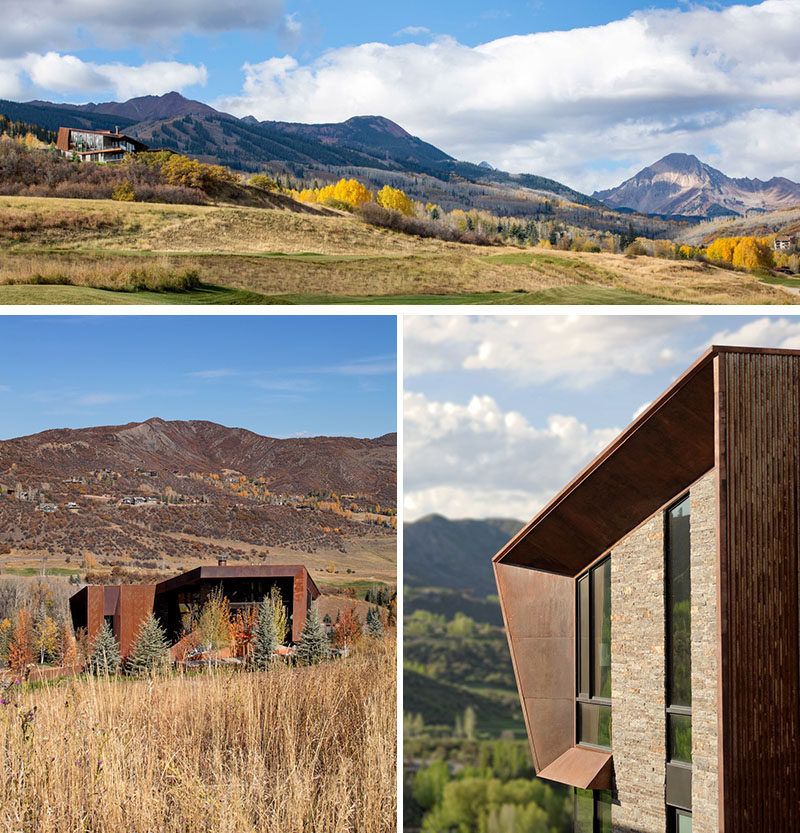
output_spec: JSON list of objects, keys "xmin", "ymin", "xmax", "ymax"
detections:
[
  {"xmin": 0, "ymin": 0, "xmax": 285, "ymax": 56},
  {"xmin": 404, "ymin": 390, "xmax": 619, "ymax": 520},
  {"xmin": 216, "ymin": 1, "xmax": 800, "ymax": 191},
  {"xmin": 403, "ymin": 315, "xmax": 699, "ymax": 388},
  {"xmin": 11, "ymin": 52, "xmax": 207, "ymax": 99},
  {"xmin": 394, "ymin": 26, "xmax": 431, "ymax": 37},
  {"xmin": 706, "ymin": 317, "xmax": 800, "ymax": 350}
]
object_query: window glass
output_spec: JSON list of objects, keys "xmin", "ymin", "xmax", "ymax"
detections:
[
  {"xmin": 574, "ymin": 788, "xmax": 594, "ymax": 833},
  {"xmin": 667, "ymin": 496, "xmax": 691, "ymax": 708},
  {"xmin": 579, "ymin": 574, "xmax": 589, "ymax": 698},
  {"xmin": 668, "ymin": 713, "xmax": 692, "ymax": 764},
  {"xmin": 677, "ymin": 811, "xmax": 693, "ymax": 833},
  {"xmin": 592, "ymin": 560, "xmax": 611, "ymax": 699},
  {"xmin": 577, "ymin": 702, "xmax": 611, "ymax": 748},
  {"xmin": 596, "ymin": 790, "xmax": 612, "ymax": 833}
]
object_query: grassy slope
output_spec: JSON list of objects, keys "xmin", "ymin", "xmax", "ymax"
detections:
[{"xmin": 1, "ymin": 195, "xmax": 794, "ymax": 305}]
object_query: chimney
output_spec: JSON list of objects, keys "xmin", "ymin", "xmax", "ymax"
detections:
[
  {"xmin": 115, "ymin": 125, "xmax": 119, "ymax": 134},
  {"xmin": 217, "ymin": 558, "xmax": 227, "ymax": 567}
]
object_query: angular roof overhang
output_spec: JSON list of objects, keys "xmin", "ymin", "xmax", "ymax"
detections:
[
  {"xmin": 154, "ymin": 565, "xmax": 321, "ymax": 598},
  {"xmin": 493, "ymin": 345, "xmax": 721, "ymax": 577}
]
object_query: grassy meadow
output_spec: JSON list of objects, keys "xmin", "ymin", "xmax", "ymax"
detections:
[
  {"xmin": 0, "ymin": 195, "xmax": 796, "ymax": 305},
  {"xmin": 0, "ymin": 639, "xmax": 396, "ymax": 833}
]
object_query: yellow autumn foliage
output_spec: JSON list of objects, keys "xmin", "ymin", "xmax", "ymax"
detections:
[
  {"xmin": 292, "ymin": 178, "xmax": 373, "ymax": 209},
  {"xmin": 376, "ymin": 185, "xmax": 415, "ymax": 216},
  {"xmin": 707, "ymin": 236, "xmax": 774, "ymax": 269}
]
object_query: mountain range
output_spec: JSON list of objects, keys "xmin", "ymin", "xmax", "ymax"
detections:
[
  {"xmin": 0, "ymin": 92, "xmax": 596, "ymax": 209},
  {"xmin": 0, "ymin": 419, "xmax": 396, "ymax": 567},
  {"xmin": 594, "ymin": 153, "xmax": 800, "ymax": 218},
  {"xmin": 3, "ymin": 93, "xmax": 798, "ymax": 219},
  {"xmin": 1, "ymin": 417, "xmax": 396, "ymax": 506},
  {"xmin": 404, "ymin": 514, "xmax": 523, "ymax": 596}
]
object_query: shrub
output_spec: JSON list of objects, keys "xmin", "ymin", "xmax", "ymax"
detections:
[
  {"xmin": 111, "ymin": 181, "xmax": 135, "ymax": 201},
  {"xmin": 249, "ymin": 173, "xmax": 278, "ymax": 191}
]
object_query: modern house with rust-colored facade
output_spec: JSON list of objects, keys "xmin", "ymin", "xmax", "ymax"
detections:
[
  {"xmin": 56, "ymin": 126, "xmax": 148, "ymax": 163},
  {"xmin": 69, "ymin": 563, "xmax": 320, "ymax": 659},
  {"xmin": 493, "ymin": 345, "xmax": 800, "ymax": 833}
]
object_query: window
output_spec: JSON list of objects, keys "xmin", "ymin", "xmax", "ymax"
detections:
[
  {"xmin": 665, "ymin": 495, "xmax": 692, "ymax": 814},
  {"xmin": 669, "ymin": 807, "xmax": 692, "ymax": 833},
  {"xmin": 574, "ymin": 788, "xmax": 612, "ymax": 833},
  {"xmin": 576, "ymin": 556, "xmax": 611, "ymax": 748}
]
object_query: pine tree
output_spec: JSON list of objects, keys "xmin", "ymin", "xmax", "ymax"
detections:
[
  {"xmin": 293, "ymin": 604, "xmax": 329, "ymax": 666},
  {"xmin": 87, "ymin": 621, "xmax": 121, "ymax": 676},
  {"xmin": 252, "ymin": 596, "xmax": 277, "ymax": 670},
  {"xmin": 366, "ymin": 606, "xmax": 384, "ymax": 639},
  {"xmin": 126, "ymin": 613, "xmax": 169, "ymax": 676}
]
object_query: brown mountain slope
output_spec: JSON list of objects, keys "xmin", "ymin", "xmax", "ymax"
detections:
[{"xmin": 1, "ymin": 418, "xmax": 396, "ymax": 506}]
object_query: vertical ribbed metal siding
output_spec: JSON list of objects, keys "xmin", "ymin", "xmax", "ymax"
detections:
[{"xmin": 718, "ymin": 351, "xmax": 800, "ymax": 831}]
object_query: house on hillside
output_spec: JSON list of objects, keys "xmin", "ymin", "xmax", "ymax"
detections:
[
  {"xmin": 493, "ymin": 345, "xmax": 800, "ymax": 833},
  {"xmin": 69, "ymin": 561, "xmax": 320, "ymax": 659},
  {"xmin": 774, "ymin": 234, "xmax": 796, "ymax": 251},
  {"xmin": 56, "ymin": 126, "xmax": 148, "ymax": 163}
]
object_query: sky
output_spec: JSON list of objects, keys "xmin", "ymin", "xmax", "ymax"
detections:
[
  {"xmin": 0, "ymin": 0, "xmax": 796, "ymax": 192},
  {"xmin": 404, "ymin": 313, "xmax": 800, "ymax": 523},
  {"xmin": 0, "ymin": 316, "xmax": 396, "ymax": 441}
]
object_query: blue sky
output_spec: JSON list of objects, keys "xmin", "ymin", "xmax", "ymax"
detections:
[
  {"xmin": 1, "ymin": 0, "xmax": 795, "ymax": 191},
  {"xmin": 0, "ymin": 316, "xmax": 396, "ymax": 441},
  {"xmin": 54, "ymin": 0, "xmax": 762, "ymax": 103},
  {"xmin": 404, "ymin": 314, "xmax": 800, "ymax": 521}
]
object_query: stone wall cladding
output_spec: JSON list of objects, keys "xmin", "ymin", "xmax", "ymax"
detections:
[
  {"xmin": 689, "ymin": 470, "xmax": 718, "ymax": 833},
  {"xmin": 610, "ymin": 511, "xmax": 666, "ymax": 833},
  {"xmin": 610, "ymin": 470, "xmax": 718, "ymax": 833}
]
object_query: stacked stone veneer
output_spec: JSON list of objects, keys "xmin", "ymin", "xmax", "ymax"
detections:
[
  {"xmin": 609, "ymin": 469, "xmax": 718, "ymax": 833},
  {"xmin": 688, "ymin": 470, "xmax": 718, "ymax": 833},
  {"xmin": 610, "ymin": 508, "xmax": 667, "ymax": 833}
]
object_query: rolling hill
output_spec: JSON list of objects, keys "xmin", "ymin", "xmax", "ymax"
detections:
[
  {"xmin": 403, "ymin": 514, "xmax": 525, "ymax": 733},
  {"xmin": 1, "ymin": 417, "xmax": 396, "ymax": 506},
  {"xmin": 595, "ymin": 153, "xmax": 800, "ymax": 218},
  {"xmin": 404, "ymin": 514, "xmax": 523, "ymax": 595},
  {"xmin": 0, "ymin": 419, "xmax": 396, "ymax": 573}
]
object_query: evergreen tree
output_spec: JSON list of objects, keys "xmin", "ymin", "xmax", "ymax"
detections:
[
  {"xmin": 252, "ymin": 596, "xmax": 277, "ymax": 669},
  {"xmin": 87, "ymin": 621, "xmax": 121, "ymax": 676},
  {"xmin": 126, "ymin": 613, "xmax": 169, "ymax": 676},
  {"xmin": 294, "ymin": 604, "xmax": 329, "ymax": 666},
  {"xmin": 366, "ymin": 606, "xmax": 384, "ymax": 639}
]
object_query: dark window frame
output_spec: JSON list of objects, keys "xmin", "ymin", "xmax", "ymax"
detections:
[
  {"xmin": 576, "ymin": 555, "xmax": 611, "ymax": 750},
  {"xmin": 668, "ymin": 806, "xmax": 692, "ymax": 833}
]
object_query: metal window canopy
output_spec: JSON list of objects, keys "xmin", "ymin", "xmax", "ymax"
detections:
[{"xmin": 491, "ymin": 345, "xmax": 800, "ymax": 827}]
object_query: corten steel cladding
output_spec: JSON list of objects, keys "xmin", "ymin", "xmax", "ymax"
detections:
[
  {"xmin": 493, "ymin": 345, "xmax": 800, "ymax": 831},
  {"xmin": 71, "ymin": 564, "xmax": 320, "ymax": 657}
]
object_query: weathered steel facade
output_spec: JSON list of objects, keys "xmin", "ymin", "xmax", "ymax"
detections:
[
  {"xmin": 493, "ymin": 345, "xmax": 800, "ymax": 833},
  {"xmin": 70, "ymin": 564, "xmax": 320, "ymax": 658}
]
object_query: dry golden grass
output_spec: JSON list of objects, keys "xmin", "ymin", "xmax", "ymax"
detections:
[
  {"xmin": 0, "ymin": 639, "xmax": 396, "ymax": 833},
  {"xmin": 1, "ymin": 195, "xmax": 796, "ymax": 303},
  {"xmin": 527, "ymin": 249, "xmax": 798, "ymax": 305}
]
